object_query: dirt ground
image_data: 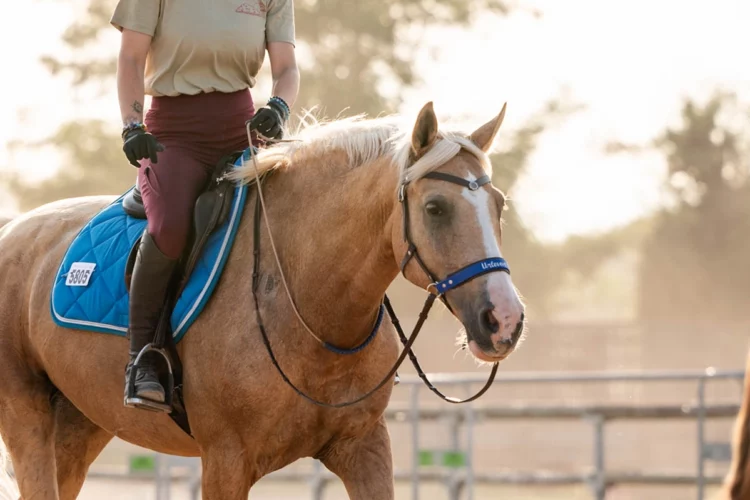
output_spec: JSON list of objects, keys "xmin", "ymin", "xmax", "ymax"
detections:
[{"xmin": 75, "ymin": 476, "xmax": 726, "ymax": 499}]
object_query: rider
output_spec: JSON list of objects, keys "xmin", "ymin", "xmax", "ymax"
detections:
[{"xmin": 111, "ymin": 0, "xmax": 299, "ymax": 407}]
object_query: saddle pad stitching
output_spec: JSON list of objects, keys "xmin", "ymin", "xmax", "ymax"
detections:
[
  {"xmin": 56, "ymin": 216, "xmax": 136, "ymax": 319},
  {"xmin": 50, "ymin": 192, "xmax": 132, "ymax": 334},
  {"xmin": 50, "ymin": 175, "xmax": 247, "ymax": 341}
]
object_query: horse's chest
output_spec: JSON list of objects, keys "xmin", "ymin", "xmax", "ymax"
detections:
[{"xmin": 241, "ymin": 381, "xmax": 390, "ymax": 463}]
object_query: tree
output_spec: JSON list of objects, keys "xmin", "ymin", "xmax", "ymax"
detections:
[
  {"xmin": 8, "ymin": 0, "xmax": 633, "ymax": 319},
  {"xmin": 40, "ymin": 0, "xmax": 526, "ymax": 116},
  {"xmin": 4, "ymin": 0, "xmax": 528, "ymax": 208},
  {"xmin": 611, "ymin": 91, "xmax": 750, "ymax": 324},
  {"xmin": 2, "ymin": 121, "xmax": 137, "ymax": 212}
]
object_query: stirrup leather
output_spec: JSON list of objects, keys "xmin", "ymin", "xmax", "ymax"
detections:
[{"xmin": 124, "ymin": 344, "xmax": 174, "ymax": 414}]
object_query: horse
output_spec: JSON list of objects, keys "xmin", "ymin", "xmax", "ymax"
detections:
[
  {"xmin": 717, "ymin": 347, "xmax": 750, "ymax": 499},
  {"xmin": 0, "ymin": 101, "xmax": 525, "ymax": 499},
  {"xmin": 0, "ymin": 204, "xmax": 17, "ymax": 500}
]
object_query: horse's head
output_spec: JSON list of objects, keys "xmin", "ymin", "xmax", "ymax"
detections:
[{"xmin": 393, "ymin": 102, "xmax": 525, "ymax": 363}]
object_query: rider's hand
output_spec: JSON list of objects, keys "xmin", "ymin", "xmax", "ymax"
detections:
[
  {"xmin": 247, "ymin": 97, "xmax": 289, "ymax": 140},
  {"xmin": 122, "ymin": 128, "xmax": 165, "ymax": 168}
]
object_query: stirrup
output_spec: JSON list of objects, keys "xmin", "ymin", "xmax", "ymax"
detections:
[{"xmin": 124, "ymin": 344, "xmax": 174, "ymax": 414}]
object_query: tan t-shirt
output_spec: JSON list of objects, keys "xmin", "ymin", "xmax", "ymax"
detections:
[{"xmin": 111, "ymin": 0, "xmax": 295, "ymax": 97}]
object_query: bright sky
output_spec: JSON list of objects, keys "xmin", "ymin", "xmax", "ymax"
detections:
[{"xmin": 1, "ymin": 0, "xmax": 749, "ymax": 241}]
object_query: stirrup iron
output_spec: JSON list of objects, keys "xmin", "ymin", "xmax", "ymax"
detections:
[{"xmin": 124, "ymin": 344, "xmax": 174, "ymax": 414}]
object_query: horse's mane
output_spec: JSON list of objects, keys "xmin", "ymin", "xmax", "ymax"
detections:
[{"xmin": 228, "ymin": 112, "xmax": 492, "ymax": 186}]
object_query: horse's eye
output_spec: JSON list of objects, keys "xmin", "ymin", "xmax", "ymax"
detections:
[{"xmin": 425, "ymin": 202, "xmax": 443, "ymax": 217}]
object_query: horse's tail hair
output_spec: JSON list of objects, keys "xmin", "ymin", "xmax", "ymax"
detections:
[
  {"xmin": 0, "ymin": 436, "xmax": 18, "ymax": 500},
  {"xmin": 719, "ymin": 348, "xmax": 750, "ymax": 500}
]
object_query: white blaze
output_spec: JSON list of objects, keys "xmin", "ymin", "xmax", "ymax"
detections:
[{"xmin": 462, "ymin": 174, "xmax": 522, "ymax": 342}]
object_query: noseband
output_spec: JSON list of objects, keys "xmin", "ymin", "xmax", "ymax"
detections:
[{"xmin": 398, "ymin": 171, "xmax": 510, "ymax": 299}]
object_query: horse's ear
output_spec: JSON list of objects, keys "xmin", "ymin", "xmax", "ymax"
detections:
[
  {"xmin": 470, "ymin": 102, "xmax": 507, "ymax": 152},
  {"xmin": 411, "ymin": 101, "xmax": 438, "ymax": 158}
]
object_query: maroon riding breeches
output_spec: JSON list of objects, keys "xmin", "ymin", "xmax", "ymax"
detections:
[{"xmin": 138, "ymin": 89, "xmax": 258, "ymax": 259}]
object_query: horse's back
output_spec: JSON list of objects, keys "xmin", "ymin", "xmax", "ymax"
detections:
[{"xmin": 0, "ymin": 196, "xmax": 114, "ymax": 250}]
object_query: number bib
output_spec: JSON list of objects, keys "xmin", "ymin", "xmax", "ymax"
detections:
[{"xmin": 65, "ymin": 262, "xmax": 96, "ymax": 287}]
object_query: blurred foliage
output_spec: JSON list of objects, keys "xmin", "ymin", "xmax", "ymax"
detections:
[
  {"xmin": 2, "ymin": 120, "xmax": 136, "ymax": 211},
  {"xmin": 612, "ymin": 91, "xmax": 750, "ymax": 324},
  {"xmin": 40, "ymin": 0, "xmax": 528, "ymax": 115},
  {"xmin": 2, "ymin": 0, "xmax": 637, "ymax": 320},
  {"xmin": 10, "ymin": 0, "xmax": 530, "ymax": 207}
]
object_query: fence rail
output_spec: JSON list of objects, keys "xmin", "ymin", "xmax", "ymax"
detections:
[
  {"xmin": 81, "ymin": 368, "xmax": 745, "ymax": 500},
  {"xmin": 385, "ymin": 403, "xmax": 740, "ymax": 421}
]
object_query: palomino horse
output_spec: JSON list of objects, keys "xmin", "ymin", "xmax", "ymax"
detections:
[
  {"xmin": 718, "ymin": 348, "xmax": 750, "ymax": 499},
  {"xmin": 0, "ymin": 101, "xmax": 525, "ymax": 499}
]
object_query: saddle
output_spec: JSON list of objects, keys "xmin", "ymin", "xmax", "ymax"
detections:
[
  {"xmin": 122, "ymin": 152, "xmax": 238, "ymax": 293},
  {"xmin": 121, "ymin": 150, "xmax": 242, "ymax": 432}
]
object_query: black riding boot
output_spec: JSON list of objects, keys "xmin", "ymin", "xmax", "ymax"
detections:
[{"xmin": 124, "ymin": 231, "xmax": 178, "ymax": 405}]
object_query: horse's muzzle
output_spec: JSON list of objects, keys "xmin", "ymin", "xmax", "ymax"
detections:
[{"xmin": 470, "ymin": 310, "xmax": 525, "ymax": 361}]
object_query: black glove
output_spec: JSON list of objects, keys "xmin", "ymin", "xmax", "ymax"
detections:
[
  {"xmin": 247, "ymin": 98, "xmax": 289, "ymax": 140},
  {"xmin": 122, "ymin": 128, "xmax": 165, "ymax": 168}
]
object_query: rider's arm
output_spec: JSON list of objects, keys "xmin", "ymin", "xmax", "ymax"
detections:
[
  {"xmin": 267, "ymin": 42, "xmax": 299, "ymax": 110},
  {"xmin": 265, "ymin": 0, "xmax": 299, "ymax": 109},
  {"xmin": 116, "ymin": 29, "xmax": 152, "ymax": 130},
  {"xmin": 111, "ymin": 0, "xmax": 159, "ymax": 130}
]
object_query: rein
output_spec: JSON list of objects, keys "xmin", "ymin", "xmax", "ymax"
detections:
[{"xmin": 244, "ymin": 126, "xmax": 510, "ymax": 407}]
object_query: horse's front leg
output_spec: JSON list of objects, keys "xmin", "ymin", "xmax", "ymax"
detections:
[
  {"xmin": 200, "ymin": 437, "xmax": 257, "ymax": 500},
  {"xmin": 321, "ymin": 417, "xmax": 394, "ymax": 500}
]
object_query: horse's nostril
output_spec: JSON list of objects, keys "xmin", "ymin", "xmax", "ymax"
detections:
[{"xmin": 480, "ymin": 307, "xmax": 499, "ymax": 335}]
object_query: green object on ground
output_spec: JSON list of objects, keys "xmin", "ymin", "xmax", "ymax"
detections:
[
  {"xmin": 129, "ymin": 454, "xmax": 156, "ymax": 473},
  {"xmin": 418, "ymin": 449, "xmax": 466, "ymax": 468}
]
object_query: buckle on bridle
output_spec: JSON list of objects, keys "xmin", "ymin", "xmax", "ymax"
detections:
[{"xmin": 426, "ymin": 282, "xmax": 441, "ymax": 297}]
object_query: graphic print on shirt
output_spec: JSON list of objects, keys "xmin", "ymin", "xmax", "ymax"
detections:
[{"xmin": 236, "ymin": 0, "xmax": 267, "ymax": 17}]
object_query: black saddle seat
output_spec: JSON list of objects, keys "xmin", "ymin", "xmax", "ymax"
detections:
[
  {"xmin": 122, "ymin": 150, "xmax": 243, "ymax": 294},
  {"xmin": 122, "ymin": 184, "xmax": 147, "ymax": 219}
]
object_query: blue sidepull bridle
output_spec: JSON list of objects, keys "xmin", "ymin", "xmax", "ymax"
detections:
[
  {"xmin": 388, "ymin": 170, "xmax": 511, "ymax": 403},
  {"xmin": 251, "ymin": 165, "xmax": 512, "ymax": 408},
  {"xmin": 398, "ymin": 171, "xmax": 510, "ymax": 298}
]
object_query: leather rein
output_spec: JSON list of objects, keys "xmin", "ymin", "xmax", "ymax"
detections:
[{"xmin": 245, "ymin": 138, "xmax": 511, "ymax": 408}]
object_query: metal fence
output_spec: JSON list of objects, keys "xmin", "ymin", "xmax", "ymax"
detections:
[{"xmin": 87, "ymin": 368, "xmax": 746, "ymax": 500}]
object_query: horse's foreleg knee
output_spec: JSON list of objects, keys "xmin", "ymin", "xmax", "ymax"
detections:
[{"xmin": 320, "ymin": 418, "xmax": 394, "ymax": 500}]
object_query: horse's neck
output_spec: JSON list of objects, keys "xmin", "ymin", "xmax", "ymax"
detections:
[{"xmin": 256, "ymin": 157, "xmax": 400, "ymax": 349}]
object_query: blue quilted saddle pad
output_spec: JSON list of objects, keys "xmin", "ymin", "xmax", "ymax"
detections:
[{"xmin": 50, "ymin": 170, "xmax": 249, "ymax": 343}]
